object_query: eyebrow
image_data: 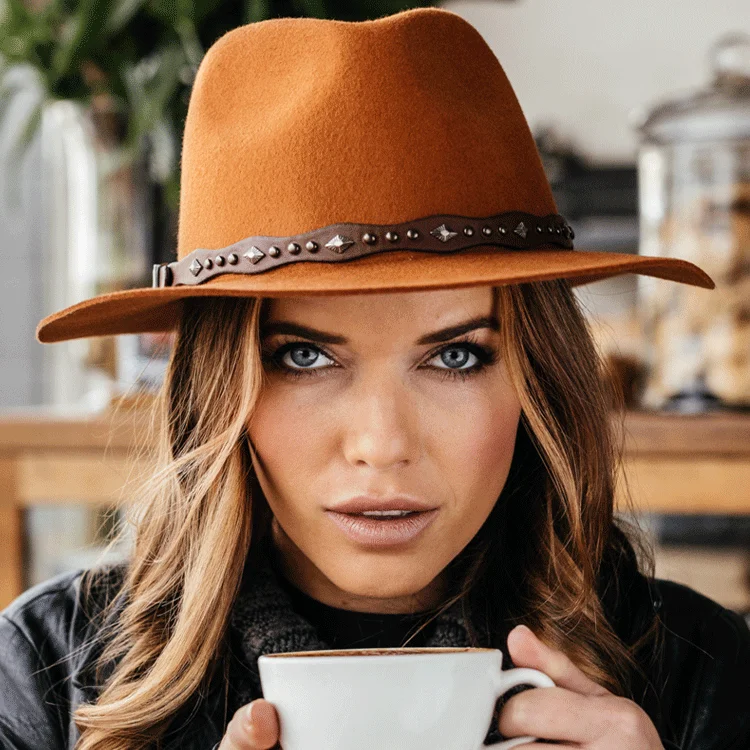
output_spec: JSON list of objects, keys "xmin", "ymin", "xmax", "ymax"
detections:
[{"xmin": 260, "ymin": 315, "xmax": 500, "ymax": 345}]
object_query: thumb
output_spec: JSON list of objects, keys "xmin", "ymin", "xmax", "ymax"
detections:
[{"xmin": 221, "ymin": 699, "xmax": 280, "ymax": 749}]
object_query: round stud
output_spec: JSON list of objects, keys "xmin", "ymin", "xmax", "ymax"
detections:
[
  {"xmin": 287, "ymin": 242, "xmax": 301, "ymax": 255},
  {"xmin": 385, "ymin": 231, "xmax": 399, "ymax": 242},
  {"xmin": 363, "ymin": 233, "xmax": 377, "ymax": 245},
  {"xmin": 204, "ymin": 258, "xmax": 214, "ymax": 269},
  {"xmin": 268, "ymin": 246, "xmax": 281, "ymax": 257},
  {"xmin": 482, "ymin": 226, "xmax": 492, "ymax": 236},
  {"xmin": 548, "ymin": 226, "xmax": 555, "ymax": 233},
  {"xmin": 498, "ymin": 226, "xmax": 507, "ymax": 235},
  {"xmin": 463, "ymin": 226, "xmax": 474, "ymax": 236},
  {"xmin": 215, "ymin": 255, "xmax": 226, "ymax": 266},
  {"xmin": 536, "ymin": 226, "xmax": 543, "ymax": 233},
  {"xmin": 406, "ymin": 229, "xmax": 419, "ymax": 240},
  {"xmin": 306, "ymin": 241, "xmax": 319, "ymax": 253},
  {"xmin": 227, "ymin": 253, "xmax": 239, "ymax": 265},
  {"xmin": 556, "ymin": 227, "xmax": 562, "ymax": 234}
]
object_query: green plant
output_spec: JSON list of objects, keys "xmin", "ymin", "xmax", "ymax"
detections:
[{"xmin": 0, "ymin": 0, "xmax": 438, "ymax": 207}]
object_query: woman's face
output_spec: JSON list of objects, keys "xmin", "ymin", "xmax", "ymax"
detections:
[{"xmin": 246, "ymin": 286, "xmax": 522, "ymax": 613}]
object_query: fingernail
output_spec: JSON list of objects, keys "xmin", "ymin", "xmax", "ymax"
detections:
[
  {"xmin": 514, "ymin": 624, "xmax": 531, "ymax": 635},
  {"xmin": 245, "ymin": 703, "xmax": 257, "ymax": 724}
]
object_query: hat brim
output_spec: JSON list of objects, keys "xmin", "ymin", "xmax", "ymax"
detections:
[{"xmin": 36, "ymin": 247, "xmax": 714, "ymax": 343}]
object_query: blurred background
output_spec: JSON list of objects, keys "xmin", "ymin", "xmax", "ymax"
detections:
[{"xmin": 1, "ymin": 0, "xmax": 750, "ymax": 625}]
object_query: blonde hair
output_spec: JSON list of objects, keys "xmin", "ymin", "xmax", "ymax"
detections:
[{"xmin": 71, "ymin": 282, "xmax": 659, "ymax": 749}]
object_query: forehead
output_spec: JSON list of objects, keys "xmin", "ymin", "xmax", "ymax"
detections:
[{"xmin": 261, "ymin": 287, "xmax": 497, "ymax": 329}]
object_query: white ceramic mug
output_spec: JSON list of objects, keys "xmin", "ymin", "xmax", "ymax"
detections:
[{"xmin": 258, "ymin": 646, "xmax": 555, "ymax": 750}]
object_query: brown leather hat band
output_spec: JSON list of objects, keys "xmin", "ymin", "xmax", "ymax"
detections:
[{"xmin": 152, "ymin": 211, "xmax": 575, "ymax": 288}]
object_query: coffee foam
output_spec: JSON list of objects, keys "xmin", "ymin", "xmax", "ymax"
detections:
[{"xmin": 263, "ymin": 647, "xmax": 496, "ymax": 658}]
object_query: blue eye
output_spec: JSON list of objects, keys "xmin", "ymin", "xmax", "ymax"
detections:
[
  {"xmin": 283, "ymin": 345, "xmax": 333, "ymax": 370},
  {"xmin": 262, "ymin": 338, "xmax": 498, "ymax": 381}
]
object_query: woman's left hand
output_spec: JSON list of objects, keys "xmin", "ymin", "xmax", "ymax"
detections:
[{"xmin": 499, "ymin": 624, "xmax": 664, "ymax": 749}]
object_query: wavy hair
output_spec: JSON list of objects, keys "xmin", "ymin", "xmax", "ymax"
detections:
[{"xmin": 70, "ymin": 281, "xmax": 660, "ymax": 749}]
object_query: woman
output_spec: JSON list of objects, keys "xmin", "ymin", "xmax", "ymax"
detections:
[{"xmin": 2, "ymin": 7, "xmax": 748, "ymax": 750}]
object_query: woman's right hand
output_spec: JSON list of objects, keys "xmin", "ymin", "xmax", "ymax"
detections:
[{"xmin": 218, "ymin": 699, "xmax": 280, "ymax": 750}]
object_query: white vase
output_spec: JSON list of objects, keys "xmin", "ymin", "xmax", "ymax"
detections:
[{"xmin": 39, "ymin": 98, "xmax": 151, "ymax": 410}]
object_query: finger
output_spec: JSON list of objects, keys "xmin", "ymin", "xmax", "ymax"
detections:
[
  {"xmin": 222, "ymin": 700, "xmax": 280, "ymax": 750},
  {"xmin": 506, "ymin": 624, "xmax": 610, "ymax": 697},
  {"xmin": 498, "ymin": 685, "xmax": 610, "ymax": 743}
]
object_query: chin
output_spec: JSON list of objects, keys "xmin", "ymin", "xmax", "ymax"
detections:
[{"xmin": 324, "ymin": 555, "xmax": 439, "ymax": 601}]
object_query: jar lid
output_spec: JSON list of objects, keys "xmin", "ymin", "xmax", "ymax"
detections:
[{"xmin": 637, "ymin": 33, "xmax": 750, "ymax": 144}]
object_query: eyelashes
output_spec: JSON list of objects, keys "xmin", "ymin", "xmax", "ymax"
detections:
[{"xmin": 260, "ymin": 333, "xmax": 499, "ymax": 382}]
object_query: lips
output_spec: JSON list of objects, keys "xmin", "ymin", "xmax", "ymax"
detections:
[
  {"xmin": 325, "ymin": 508, "xmax": 439, "ymax": 546},
  {"xmin": 328, "ymin": 496, "xmax": 436, "ymax": 514}
]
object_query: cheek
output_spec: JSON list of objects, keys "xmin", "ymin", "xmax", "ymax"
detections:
[
  {"xmin": 425, "ymin": 382, "xmax": 521, "ymax": 510},
  {"xmin": 246, "ymin": 384, "xmax": 332, "ymax": 505}
]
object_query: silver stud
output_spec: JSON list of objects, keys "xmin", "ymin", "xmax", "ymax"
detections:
[
  {"xmin": 362, "ymin": 233, "xmax": 377, "ymax": 245},
  {"xmin": 514, "ymin": 222, "xmax": 528, "ymax": 239},
  {"xmin": 463, "ymin": 226, "xmax": 474, "ymax": 236},
  {"xmin": 431, "ymin": 224, "xmax": 458, "ymax": 243},
  {"xmin": 306, "ymin": 241, "xmax": 319, "ymax": 253},
  {"xmin": 556, "ymin": 227, "xmax": 562, "ymax": 234},
  {"xmin": 204, "ymin": 258, "xmax": 214, "ymax": 269},
  {"xmin": 385, "ymin": 231, "xmax": 399, "ymax": 242},
  {"xmin": 325, "ymin": 235, "xmax": 354, "ymax": 254},
  {"xmin": 189, "ymin": 259, "xmax": 203, "ymax": 276},
  {"xmin": 548, "ymin": 226, "xmax": 554, "ymax": 233},
  {"xmin": 244, "ymin": 246, "xmax": 265, "ymax": 264},
  {"xmin": 215, "ymin": 255, "xmax": 226, "ymax": 266},
  {"xmin": 228, "ymin": 253, "xmax": 239, "ymax": 264},
  {"xmin": 287, "ymin": 242, "xmax": 301, "ymax": 255},
  {"xmin": 268, "ymin": 245, "xmax": 281, "ymax": 257},
  {"xmin": 482, "ymin": 226, "xmax": 492, "ymax": 236},
  {"xmin": 536, "ymin": 225, "xmax": 543, "ymax": 233},
  {"xmin": 406, "ymin": 229, "xmax": 420, "ymax": 240},
  {"xmin": 499, "ymin": 226, "xmax": 507, "ymax": 235}
]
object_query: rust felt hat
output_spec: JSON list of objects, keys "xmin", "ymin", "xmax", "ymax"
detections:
[{"xmin": 36, "ymin": 7, "xmax": 713, "ymax": 344}]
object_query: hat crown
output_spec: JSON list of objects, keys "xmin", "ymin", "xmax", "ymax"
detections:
[{"xmin": 176, "ymin": 8, "xmax": 557, "ymax": 259}]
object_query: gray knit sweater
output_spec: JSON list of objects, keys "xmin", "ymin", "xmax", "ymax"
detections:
[{"xmin": 206, "ymin": 542, "xmax": 496, "ymax": 749}]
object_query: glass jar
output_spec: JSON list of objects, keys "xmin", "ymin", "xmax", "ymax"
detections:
[{"xmin": 636, "ymin": 33, "xmax": 750, "ymax": 412}]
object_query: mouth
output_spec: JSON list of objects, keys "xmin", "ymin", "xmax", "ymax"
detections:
[{"xmin": 325, "ymin": 508, "xmax": 438, "ymax": 547}]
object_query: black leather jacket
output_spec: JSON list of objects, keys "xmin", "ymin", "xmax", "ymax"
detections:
[{"xmin": 1, "ymin": 558, "xmax": 750, "ymax": 749}]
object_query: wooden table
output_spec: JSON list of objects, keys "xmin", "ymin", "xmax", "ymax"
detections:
[{"xmin": 1, "ymin": 405, "xmax": 749, "ymax": 609}]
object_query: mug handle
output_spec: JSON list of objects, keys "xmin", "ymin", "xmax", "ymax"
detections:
[{"xmin": 479, "ymin": 666, "xmax": 556, "ymax": 750}]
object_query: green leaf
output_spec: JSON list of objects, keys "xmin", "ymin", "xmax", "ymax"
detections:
[
  {"xmin": 244, "ymin": 0, "xmax": 272, "ymax": 23},
  {"xmin": 105, "ymin": 0, "xmax": 149, "ymax": 35},
  {"xmin": 50, "ymin": 0, "xmax": 114, "ymax": 85}
]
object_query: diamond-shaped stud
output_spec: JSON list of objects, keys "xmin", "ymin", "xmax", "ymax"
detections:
[
  {"xmin": 514, "ymin": 222, "xmax": 528, "ymax": 239},
  {"xmin": 189, "ymin": 259, "xmax": 203, "ymax": 276},
  {"xmin": 430, "ymin": 224, "xmax": 458, "ymax": 243},
  {"xmin": 244, "ymin": 246, "xmax": 265, "ymax": 264},
  {"xmin": 325, "ymin": 235, "xmax": 354, "ymax": 253}
]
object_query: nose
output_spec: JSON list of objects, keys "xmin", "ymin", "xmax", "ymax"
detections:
[{"xmin": 341, "ymin": 371, "xmax": 417, "ymax": 471}]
